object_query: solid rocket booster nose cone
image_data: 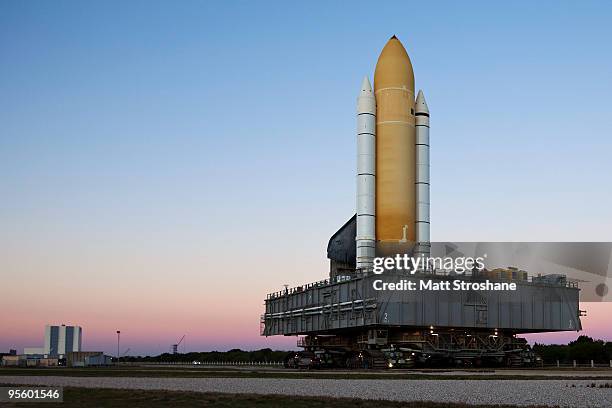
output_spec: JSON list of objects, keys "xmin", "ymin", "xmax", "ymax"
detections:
[
  {"xmin": 416, "ymin": 90, "xmax": 429, "ymax": 114},
  {"xmin": 360, "ymin": 76, "xmax": 372, "ymax": 93},
  {"xmin": 357, "ymin": 76, "xmax": 375, "ymax": 115}
]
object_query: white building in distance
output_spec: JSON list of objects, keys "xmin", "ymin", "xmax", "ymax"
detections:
[{"xmin": 24, "ymin": 324, "xmax": 82, "ymax": 356}]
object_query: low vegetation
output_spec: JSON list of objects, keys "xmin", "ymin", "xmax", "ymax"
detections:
[
  {"xmin": 116, "ymin": 348, "xmax": 288, "ymax": 364},
  {"xmin": 534, "ymin": 336, "xmax": 612, "ymax": 364}
]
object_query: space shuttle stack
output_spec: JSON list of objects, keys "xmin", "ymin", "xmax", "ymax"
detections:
[{"xmin": 356, "ymin": 36, "xmax": 430, "ymax": 270}]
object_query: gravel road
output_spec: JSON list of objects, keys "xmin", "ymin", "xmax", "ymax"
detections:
[{"xmin": 2, "ymin": 376, "xmax": 612, "ymax": 407}]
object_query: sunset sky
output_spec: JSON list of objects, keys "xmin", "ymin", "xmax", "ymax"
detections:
[{"xmin": 2, "ymin": 1, "xmax": 612, "ymax": 356}]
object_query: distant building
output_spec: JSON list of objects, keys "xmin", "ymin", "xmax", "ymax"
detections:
[
  {"xmin": 44, "ymin": 324, "xmax": 82, "ymax": 355},
  {"xmin": 23, "ymin": 324, "xmax": 82, "ymax": 357},
  {"xmin": 1, "ymin": 355, "xmax": 60, "ymax": 367},
  {"xmin": 1, "ymin": 355, "xmax": 24, "ymax": 367},
  {"xmin": 23, "ymin": 347, "xmax": 44, "ymax": 355},
  {"xmin": 5, "ymin": 324, "xmax": 111, "ymax": 368},
  {"xmin": 2, "ymin": 352, "xmax": 111, "ymax": 368},
  {"xmin": 67, "ymin": 351, "xmax": 112, "ymax": 367},
  {"xmin": 0, "ymin": 350, "xmax": 18, "ymax": 362}
]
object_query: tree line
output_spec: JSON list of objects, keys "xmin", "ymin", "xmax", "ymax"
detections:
[
  {"xmin": 533, "ymin": 336, "xmax": 612, "ymax": 363},
  {"xmin": 119, "ymin": 348, "xmax": 289, "ymax": 363}
]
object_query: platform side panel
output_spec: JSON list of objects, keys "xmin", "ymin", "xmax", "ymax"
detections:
[{"xmin": 263, "ymin": 277, "xmax": 581, "ymax": 336}]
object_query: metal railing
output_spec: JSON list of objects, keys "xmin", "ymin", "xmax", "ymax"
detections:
[
  {"xmin": 266, "ymin": 278, "xmax": 334, "ymax": 300},
  {"xmin": 265, "ymin": 270, "xmax": 579, "ymax": 301}
]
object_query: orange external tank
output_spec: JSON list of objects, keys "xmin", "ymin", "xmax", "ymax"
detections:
[{"xmin": 374, "ymin": 36, "xmax": 416, "ymax": 242}]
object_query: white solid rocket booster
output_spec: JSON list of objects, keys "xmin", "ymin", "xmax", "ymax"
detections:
[
  {"xmin": 415, "ymin": 90, "xmax": 430, "ymax": 257},
  {"xmin": 356, "ymin": 76, "xmax": 376, "ymax": 270}
]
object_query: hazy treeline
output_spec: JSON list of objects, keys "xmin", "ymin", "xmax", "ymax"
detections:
[
  {"xmin": 119, "ymin": 348, "xmax": 290, "ymax": 363},
  {"xmin": 117, "ymin": 337, "xmax": 612, "ymax": 364},
  {"xmin": 533, "ymin": 336, "xmax": 612, "ymax": 363}
]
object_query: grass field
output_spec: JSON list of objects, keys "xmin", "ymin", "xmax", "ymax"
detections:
[
  {"xmin": 1, "ymin": 366, "xmax": 612, "ymax": 381},
  {"xmin": 0, "ymin": 386, "xmax": 561, "ymax": 408}
]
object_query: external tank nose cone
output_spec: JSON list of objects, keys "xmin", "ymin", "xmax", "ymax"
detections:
[{"xmin": 374, "ymin": 36, "xmax": 414, "ymax": 92}]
